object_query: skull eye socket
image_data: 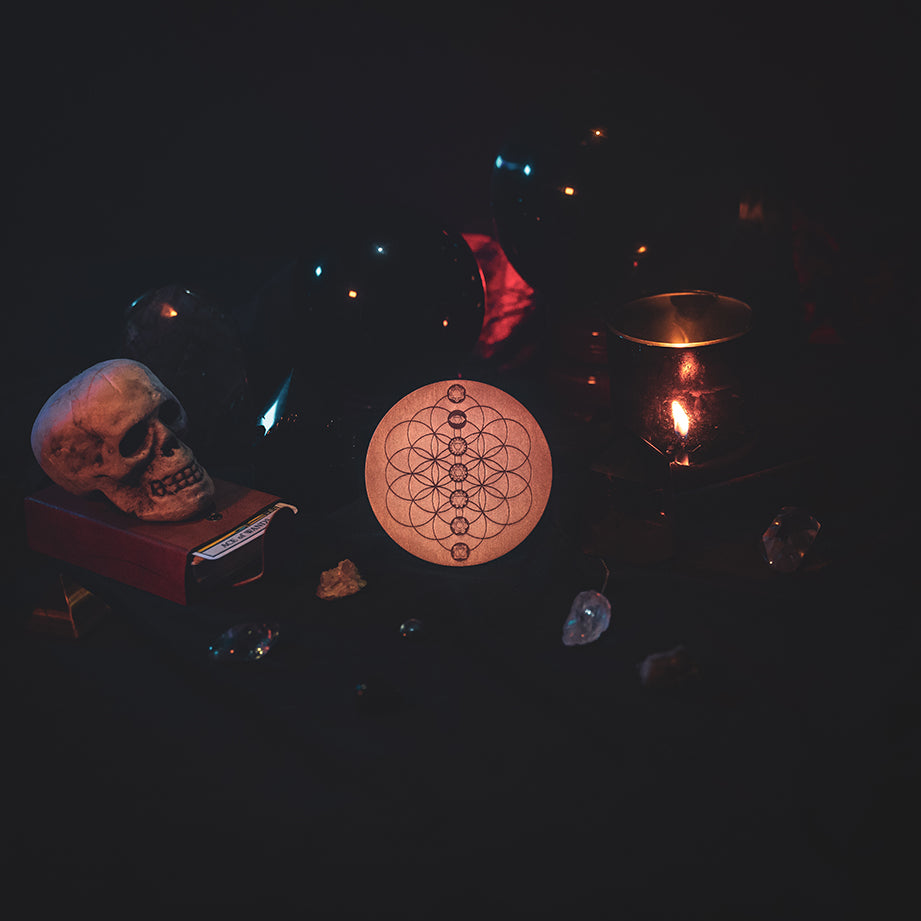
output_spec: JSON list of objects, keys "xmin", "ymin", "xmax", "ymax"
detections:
[
  {"xmin": 158, "ymin": 399, "xmax": 181, "ymax": 427},
  {"xmin": 119, "ymin": 420, "xmax": 149, "ymax": 457}
]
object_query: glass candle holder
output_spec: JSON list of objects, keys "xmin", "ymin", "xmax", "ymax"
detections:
[{"xmin": 605, "ymin": 291, "xmax": 754, "ymax": 471}]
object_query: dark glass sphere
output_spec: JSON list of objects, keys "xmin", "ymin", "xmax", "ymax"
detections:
[
  {"xmin": 121, "ymin": 284, "xmax": 257, "ymax": 469},
  {"xmin": 239, "ymin": 208, "xmax": 486, "ymax": 420},
  {"xmin": 249, "ymin": 368, "xmax": 380, "ymax": 512},
  {"xmin": 239, "ymin": 209, "xmax": 485, "ymax": 510},
  {"xmin": 490, "ymin": 74, "xmax": 753, "ymax": 303}
]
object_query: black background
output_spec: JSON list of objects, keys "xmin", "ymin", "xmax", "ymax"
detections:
[{"xmin": 3, "ymin": 1, "xmax": 918, "ymax": 914}]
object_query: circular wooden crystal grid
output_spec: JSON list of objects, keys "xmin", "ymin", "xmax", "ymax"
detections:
[{"xmin": 365, "ymin": 380, "xmax": 552, "ymax": 566}]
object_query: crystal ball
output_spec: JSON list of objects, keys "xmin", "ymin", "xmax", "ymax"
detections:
[
  {"xmin": 122, "ymin": 284, "xmax": 255, "ymax": 466},
  {"xmin": 238, "ymin": 207, "xmax": 485, "ymax": 418},
  {"xmin": 490, "ymin": 72, "xmax": 745, "ymax": 301}
]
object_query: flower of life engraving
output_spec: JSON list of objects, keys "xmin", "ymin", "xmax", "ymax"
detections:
[{"xmin": 365, "ymin": 380, "xmax": 552, "ymax": 566}]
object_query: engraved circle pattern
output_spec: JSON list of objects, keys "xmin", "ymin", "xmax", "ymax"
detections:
[{"xmin": 382, "ymin": 384, "xmax": 536, "ymax": 563}]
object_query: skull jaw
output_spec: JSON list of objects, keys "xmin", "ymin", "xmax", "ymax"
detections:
[{"xmin": 102, "ymin": 467, "xmax": 216, "ymax": 521}]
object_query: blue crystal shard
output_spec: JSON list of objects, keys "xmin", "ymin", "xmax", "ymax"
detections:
[
  {"xmin": 761, "ymin": 506, "xmax": 820, "ymax": 573},
  {"xmin": 208, "ymin": 623, "xmax": 280, "ymax": 661},
  {"xmin": 562, "ymin": 590, "xmax": 611, "ymax": 646}
]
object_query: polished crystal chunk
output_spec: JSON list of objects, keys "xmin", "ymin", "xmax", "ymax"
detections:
[
  {"xmin": 761, "ymin": 506, "xmax": 820, "ymax": 573},
  {"xmin": 562, "ymin": 590, "xmax": 611, "ymax": 646},
  {"xmin": 208, "ymin": 622, "xmax": 280, "ymax": 661}
]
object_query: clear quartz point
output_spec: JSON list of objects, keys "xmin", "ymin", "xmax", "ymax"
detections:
[
  {"xmin": 761, "ymin": 506, "xmax": 820, "ymax": 573},
  {"xmin": 208, "ymin": 622, "xmax": 280, "ymax": 661},
  {"xmin": 562, "ymin": 590, "xmax": 611, "ymax": 646}
]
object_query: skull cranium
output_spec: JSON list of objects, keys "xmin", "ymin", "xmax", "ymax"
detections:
[{"xmin": 31, "ymin": 359, "xmax": 215, "ymax": 521}]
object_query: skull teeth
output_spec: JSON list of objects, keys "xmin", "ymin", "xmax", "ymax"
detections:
[{"xmin": 150, "ymin": 463, "xmax": 204, "ymax": 497}]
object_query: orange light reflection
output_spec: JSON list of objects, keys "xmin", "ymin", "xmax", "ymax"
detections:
[{"xmin": 678, "ymin": 352, "xmax": 699, "ymax": 383}]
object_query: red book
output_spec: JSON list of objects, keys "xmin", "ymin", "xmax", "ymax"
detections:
[{"xmin": 24, "ymin": 479, "xmax": 296, "ymax": 605}]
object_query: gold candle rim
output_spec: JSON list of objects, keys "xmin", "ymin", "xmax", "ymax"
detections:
[{"xmin": 606, "ymin": 291, "xmax": 752, "ymax": 348}]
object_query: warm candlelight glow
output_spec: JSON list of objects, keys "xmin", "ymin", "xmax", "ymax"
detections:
[
  {"xmin": 678, "ymin": 352, "xmax": 699, "ymax": 383},
  {"xmin": 671, "ymin": 400, "xmax": 689, "ymax": 438},
  {"xmin": 739, "ymin": 199, "xmax": 765, "ymax": 223},
  {"xmin": 348, "ymin": 289, "xmax": 358, "ymax": 298},
  {"xmin": 563, "ymin": 186, "xmax": 575, "ymax": 196},
  {"xmin": 160, "ymin": 303, "xmax": 178, "ymax": 319}
]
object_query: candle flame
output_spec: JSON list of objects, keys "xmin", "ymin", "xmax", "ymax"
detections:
[
  {"xmin": 671, "ymin": 400, "xmax": 689, "ymax": 437},
  {"xmin": 160, "ymin": 303, "xmax": 178, "ymax": 318}
]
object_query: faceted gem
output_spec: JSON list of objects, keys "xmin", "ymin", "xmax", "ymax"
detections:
[
  {"xmin": 208, "ymin": 622, "xmax": 280, "ymax": 661},
  {"xmin": 638, "ymin": 645, "xmax": 699, "ymax": 688},
  {"xmin": 761, "ymin": 506, "xmax": 820, "ymax": 573},
  {"xmin": 562, "ymin": 590, "xmax": 611, "ymax": 646},
  {"xmin": 399, "ymin": 618, "xmax": 424, "ymax": 638}
]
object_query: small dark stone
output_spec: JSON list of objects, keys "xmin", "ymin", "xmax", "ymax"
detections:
[
  {"xmin": 638, "ymin": 645, "xmax": 700, "ymax": 689},
  {"xmin": 354, "ymin": 677, "xmax": 404, "ymax": 714}
]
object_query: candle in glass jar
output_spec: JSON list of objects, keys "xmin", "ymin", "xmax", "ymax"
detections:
[{"xmin": 606, "ymin": 292, "xmax": 752, "ymax": 469}]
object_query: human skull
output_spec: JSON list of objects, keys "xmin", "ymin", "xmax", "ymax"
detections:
[{"xmin": 31, "ymin": 359, "xmax": 215, "ymax": 521}]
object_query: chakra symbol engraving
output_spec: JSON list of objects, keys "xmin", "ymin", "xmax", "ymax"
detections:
[{"xmin": 380, "ymin": 384, "xmax": 537, "ymax": 563}]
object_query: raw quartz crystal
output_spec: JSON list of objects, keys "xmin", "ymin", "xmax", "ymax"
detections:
[
  {"xmin": 762, "ymin": 506, "xmax": 821, "ymax": 573},
  {"xmin": 208, "ymin": 622, "xmax": 280, "ymax": 661},
  {"xmin": 562, "ymin": 590, "xmax": 611, "ymax": 646},
  {"xmin": 316, "ymin": 559, "xmax": 367, "ymax": 599}
]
